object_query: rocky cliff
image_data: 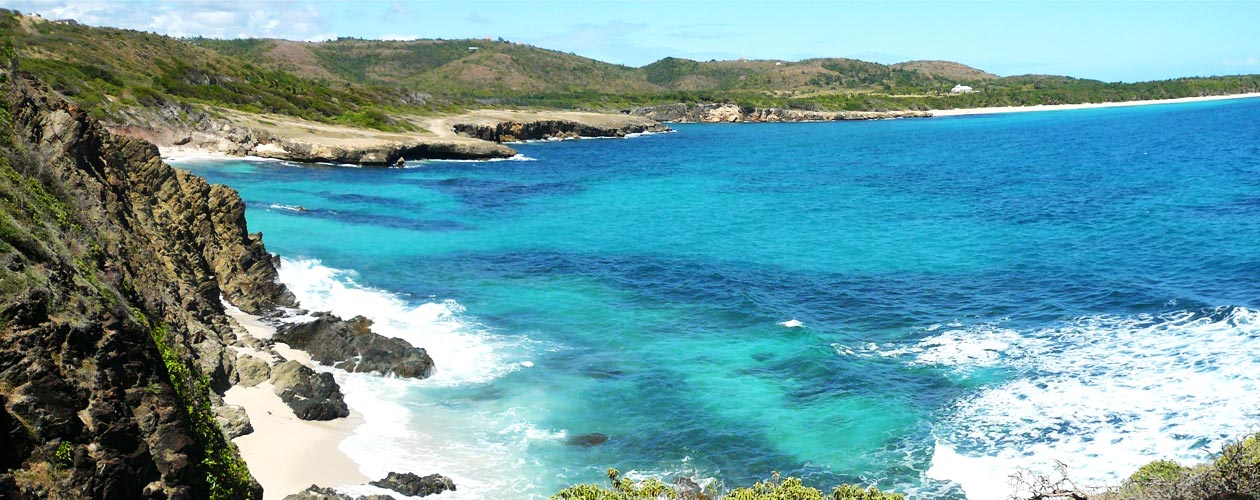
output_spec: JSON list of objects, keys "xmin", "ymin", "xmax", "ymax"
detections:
[
  {"xmin": 451, "ymin": 116, "xmax": 669, "ymax": 142},
  {"xmin": 624, "ymin": 103, "xmax": 931, "ymax": 123},
  {"xmin": 108, "ymin": 104, "xmax": 518, "ymax": 166}
]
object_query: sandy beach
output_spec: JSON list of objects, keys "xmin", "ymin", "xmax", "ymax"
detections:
[
  {"xmin": 223, "ymin": 306, "xmax": 371, "ymax": 500},
  {"xmin": 929, "ymin": 92, "xmax": 1260, "ymax": 117}
]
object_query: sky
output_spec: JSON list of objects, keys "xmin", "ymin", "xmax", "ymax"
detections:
[{"xmin": 3, "ymin": 0, "xmax": 1258, "ymax": 82}]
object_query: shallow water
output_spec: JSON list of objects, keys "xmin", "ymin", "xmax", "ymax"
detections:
[{"xmin": 174, "ymin": 98, "xmax": 1260, "ymax": 499}]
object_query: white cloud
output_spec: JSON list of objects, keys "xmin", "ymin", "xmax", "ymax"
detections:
[
  {"xmin": 1, "ymin": 0, "xmax": 334, "ymax": 40},
  {"xmin": 1222, "ymin": 57, "xmax": 1257, "ymax": 67}
]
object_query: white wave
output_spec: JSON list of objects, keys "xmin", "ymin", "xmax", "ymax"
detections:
[
  {"xmin": 267, "ymin": 204, "xmax": 308, "ymax": 213},
  {"xmin": 408, "ymin": 154, "xmax": 537, "ymax": 166},
  {"xmin": 276, "ymin": 256, "xmax": 558, "ymax": 498},
  {"xmin": 896, "ymin": 307, "xmax": 1260, "ymax": 499},
  {"xmin": 779, "ymin": 319, "xmax": 805, "ymax": 328},
  {"xmin": 277, "ymin": 257, "xmax": 525, "ymax": 386},
  {"xmin": 625, "ymin": 129, "xmax": 675, "ymax": 138},
  {"xmin": 503, "ymin": 129, "xmax": 673, "ymax": 144}
]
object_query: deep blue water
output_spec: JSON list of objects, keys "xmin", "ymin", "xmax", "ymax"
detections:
[{"xmin": 174, "ymin": 98, "xmax": 1260, "ymax": 499}]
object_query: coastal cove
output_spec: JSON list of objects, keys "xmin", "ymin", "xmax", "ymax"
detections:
[{"xmin": 171, "ymin": 96, "xmax": 1260, "ymax": 500}]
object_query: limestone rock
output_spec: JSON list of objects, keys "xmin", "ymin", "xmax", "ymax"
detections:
[
  {"xmin": 214, "ymin": 404, "xmax": 253, "ymax": 439},
  {"xmin": 370, "ymin": 472, "xmax": 456, "ymax": 497},
  {"xmin": 275, "ymin": 313, "xmax": 434, "ymax": 379},
  {"xmin": 269, "ymin": 361, "xmax": 350, "ymax": 421},
  {"xmin": 235, "ymin": 355, "xmax": 272, "ymax": 387}
]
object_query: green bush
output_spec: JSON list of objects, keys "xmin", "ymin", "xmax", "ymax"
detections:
[
  {"xmin": 1099, "ymin": 432, "xmax": 1260, "ymax": 500},
  {"xmin": 552, "ymin": 468, "xmax": 678, "ymax": 500},
  {"xmin": 1127, "ymin": 459, "xmax": 1187, "ymax": 485},
  {"xmin": 552, "ymin": 470, "xmax": 901, "ymax": 500},
  {"xmin": 53, "ymin": 441, "xmax": 73, "ymax": 469}
]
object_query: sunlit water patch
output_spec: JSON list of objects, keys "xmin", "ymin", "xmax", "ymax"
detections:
[{"xmin": 174, "ymin": 97, "xmax": 1260, "ymax": 499}]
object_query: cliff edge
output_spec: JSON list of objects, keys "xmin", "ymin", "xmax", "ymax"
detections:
[{"xmin": 0, "ymin": 51, "xmax": 292, "ymax": 498}]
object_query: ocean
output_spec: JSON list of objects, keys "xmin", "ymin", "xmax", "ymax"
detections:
[{"xmin": 171, "ymin": 98, "xmax": 1260, "ymax": 500}]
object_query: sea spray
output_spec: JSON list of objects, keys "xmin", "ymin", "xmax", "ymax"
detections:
[
  {"xmin": 277, "ymin": 257, "xmax": 552, "ymax": 498},
  {"xmin": 890, "ymin": 307, "xmax": 1260, "ymax": 499},
  {"xmin": 277, "ymin": 257, "xmax": 527, "ymax": 386}
]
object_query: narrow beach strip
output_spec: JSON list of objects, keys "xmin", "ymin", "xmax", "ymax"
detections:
[
  {"xmin": 930, "ymin": 92, "xmax": 1260, "ymax": 117},
  {"xmin": 223, "ymin": 306, "xmax": 371, "ymax": 500}
]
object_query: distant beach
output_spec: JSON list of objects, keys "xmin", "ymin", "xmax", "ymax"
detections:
[{"xmin": 930, "ymin": 92, "xmax": 1260, "ymax": 117}]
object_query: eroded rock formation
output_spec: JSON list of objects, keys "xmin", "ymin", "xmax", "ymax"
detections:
[{"xmin": 625, "ymin": 103, "xmax": 932, "ymax": 123}]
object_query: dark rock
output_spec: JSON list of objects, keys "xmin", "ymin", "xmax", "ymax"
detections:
[
  {"xmin": 275, "ymin": 313, "xmax": 434, "ymax": 379},
  {"xmin": 0, "ymin": 68, "xmax": 280, "ymax": 498},
  {"xmin": 370, "ymin": 472, "xmax": 456, "ymax": 497},
  {"xmin": 624, "ymin": 103, "xmax": 932, "ymax": 123},
  {"xmin": 582, "ymin": 367, "xmax": 624, "ymax": 380},
  {"xmin": 269, "ymin": 361, "xmax": 350, "ymax": 421},
  {"xmin": 566, "ymin": 433, "xmax": 609, "ymax": 447},
  {"xmin": 283, "ymin": 485, "xmax": 395, "ymax": 500},
  {"xmin": 452, "ymin": 118, "xmax": 669, "ymax": 143}
]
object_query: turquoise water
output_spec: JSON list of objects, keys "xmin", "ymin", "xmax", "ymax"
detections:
[{"xmin": 173, "ymin": 99, "xmax": 1260, "ymax": 499}]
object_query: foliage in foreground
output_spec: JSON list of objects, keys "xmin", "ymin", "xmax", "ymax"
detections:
[
  {"xmin": 1098, "ymin": 432, "xmax": 1260, "ymax": 500},
  {"xmin": 1011, "ymin": 432, "xmax": 1260, "ymax": 500},
  {"xmin": 551, "ymin": 469, "xmax": 903, "ymax": 500}
]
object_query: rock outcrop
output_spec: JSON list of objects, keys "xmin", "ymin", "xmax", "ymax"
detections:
[
  {"xmin": 282, "ymin": 485, "xmax": 395, "ymax": 500},
  {"xmin": 234, "ymin": 354, "xmax": 272, "ymax": 387},
  {"xmin": 275, "ymin": 313, "xmax": 435, "ymax": 379},
  {"xmin": 452, "ymin": 117, "xmax": 669, "ymax": 142},
  {"xmin": 0, "ymin": 53, "xmax": 453, "ymax": 500},
  {"xmin": 268, "ymin": 361, "xmax": 350, "ymax": 421},
  {"xmin": 370, "ymin": 472, "xmax": 456, "ymax": 497},
  {"xmin": 566, "ymin": 433, "xmax": 610, "ymax": 447},
  {"xmin": 625, "ymin": 103, "xmax": 932, "ymax": 123},
  {"xmin": 110, "ymin": 104, "xmax": 518, "ymax": 166},
  {"xmin": 248, "ymin": 135, "xmax": 517, "ymax": 165},
  {"xmin": 1, "ymin": 64, "xmax": 290, "ymax": 497}
]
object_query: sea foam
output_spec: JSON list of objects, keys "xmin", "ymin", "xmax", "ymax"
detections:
[
  {"xmin": 879, "ymin": 307, "xmax": 1260, "ymax": 499},
  {"xmin": 277, "ymin": 257, "xmax": 524, "ymax": 386},
  {"xmin": 276, "ymin": 257, "xmax": 551, "ymax": 499}
]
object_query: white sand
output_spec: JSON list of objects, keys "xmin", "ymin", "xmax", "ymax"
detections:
[
  {"xmin": 224, "ymin": 306, "xmax": 370, "ymax": 500},
  {"xmin": 930, "ymin": 92, "xmax": 1260, "ymax": 117}
]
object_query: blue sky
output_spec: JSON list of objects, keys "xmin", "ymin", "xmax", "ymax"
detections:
[{"xmin": 4, "ymin": 0, "xmax": 1258, "ymax": 82}]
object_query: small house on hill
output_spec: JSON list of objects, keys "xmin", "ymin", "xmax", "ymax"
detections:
[{"xmin": 950, "ymin": 84, "xmax": 974, "ymax": 94}]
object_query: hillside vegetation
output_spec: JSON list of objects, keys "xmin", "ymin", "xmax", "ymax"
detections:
[{"xmin": 6, "ymin": 8, "xmax": 1260, "ymax": 127}]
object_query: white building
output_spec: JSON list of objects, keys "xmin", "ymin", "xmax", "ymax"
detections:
[{"xmin": 950, "ymin": 84, "xmax": 974, "ymax": 94}]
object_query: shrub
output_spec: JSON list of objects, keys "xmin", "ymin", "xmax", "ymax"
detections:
[
  {"xmin": 552, "ymin": 470, "xmax": 902, "ymax": 500},
  {"xmin": 1127, "ymin": 459, "xmax": 1187, "ymax": 485}
]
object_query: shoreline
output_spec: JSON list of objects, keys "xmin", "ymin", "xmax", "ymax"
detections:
[
  {"xmin": 928, "ymin": 92, "xmax": 1260, "ymax": 117},
  {"xmin": 224, "ymin": 306, "xmax": 372, "ymax": 500}
]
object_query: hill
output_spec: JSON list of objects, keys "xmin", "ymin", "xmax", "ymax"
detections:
[
  {"xmin": 891, "ymin": 60, "xmax": 1000, "ymax": 81},
  {"xmin": 4, "ymin": 9, "xmax": 1260, "ymax": 139}
]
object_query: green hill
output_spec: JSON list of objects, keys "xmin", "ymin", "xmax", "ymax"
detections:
[{"xmin": 5, "ymin": 8, "xmax": 1260, "ymax": 125}]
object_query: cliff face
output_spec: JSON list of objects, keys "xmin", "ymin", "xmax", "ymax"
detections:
[
  {"xmin": 107, "ymin": 104, "xmax": 518, "ymax": 166},
  {"xmin": 1, "ymin": 59, "xmax": 291, "ymax": 499},
  {"xmin": 625, "ymin": 103, "xmax": 931, "ymax": 123},
  {"xmin": 452, "ymin": 117, "xmax": 669, "ymax": 142}
]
